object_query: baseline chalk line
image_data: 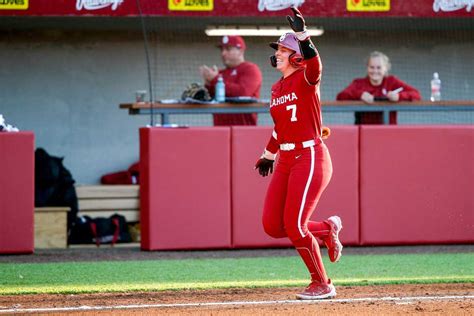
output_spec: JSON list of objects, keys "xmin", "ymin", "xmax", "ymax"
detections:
[{"xmin": 0, "ymin": 294, "xmax": 473, "ymax": 313}]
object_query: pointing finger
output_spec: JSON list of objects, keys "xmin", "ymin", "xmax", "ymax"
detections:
[
  {"xmin": 286, "ymin": 15, "xmax": 294, "ymax": 25},
  {"xmin": 291, "ymin": 6, "xmax": 301, "ymax": 16}
]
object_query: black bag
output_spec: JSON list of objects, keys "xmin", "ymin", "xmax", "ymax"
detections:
[
  {"xmin": 35, "ymin": 148, "xmax": 79, "ymax": 232},
  {"xmin": 69, "ymin": 214, "xmax": 132, "ymax": 246},
  {"xmin": 68, "ymin": 216, "xmax": 95, "ymax": 244}
]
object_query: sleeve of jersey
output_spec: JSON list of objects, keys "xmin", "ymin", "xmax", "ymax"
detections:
[
  {"xmin": 265, "ymin": 130, "xmax": 279, "ymax": 155},
  {"xmin": 225, "ymin": 64, "xmax": 262, "ymax": 97},
  {"xmin": 336, "ymin": 80, "xmax": 363, "ymax": 100},
  {"xmin": 299, "ymin": 39, "xmax": 322, "ymax": 85},
  {"xmin": 392, "ymin": 77, "xmax": 422, "ymax": 101}
]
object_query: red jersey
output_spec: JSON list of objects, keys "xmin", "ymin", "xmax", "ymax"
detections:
[
  {"xmin": 336, "ymin": 75, "xmax": 421, "ymax": 124},
  {"xmin": 206, "ymin": 61, "xmax": 262, "ymax": 126},
  {"xmin": 265, "ymin": 56, "xmax": 323, "ymax": 154}
]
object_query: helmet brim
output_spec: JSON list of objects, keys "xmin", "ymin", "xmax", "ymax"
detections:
[
  {"xmin": 269, "ymin": 42, "xmax": 279, "ymax": 50},
  {"xmin": 270, "ymin": 33, "xmax": 301, "ymax": 55},
  {"xmin": 269, "ymin": 42, "xmax": 297, "ymax": 53}
]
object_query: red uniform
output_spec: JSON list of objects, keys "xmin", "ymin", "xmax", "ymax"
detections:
[
  {"xmin": 336, "ymin": 75, "xmax": 421, "ymax": 124},
  {"xmin": 206, "ymin": 61, "xmax": 262, "ymax": 126},
  {"xmin": 262, "ymin": 54, "xmax": 333, "ymax": 284}
]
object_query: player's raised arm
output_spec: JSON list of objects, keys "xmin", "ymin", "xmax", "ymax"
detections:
[{"xmin": 287, "ymin": 7, "xmax": 321, "ymax": 84}]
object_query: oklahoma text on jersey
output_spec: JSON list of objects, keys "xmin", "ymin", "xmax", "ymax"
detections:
[{"xmin": 270, "ymin": 92, "xmax": 298, "ymax": 107}]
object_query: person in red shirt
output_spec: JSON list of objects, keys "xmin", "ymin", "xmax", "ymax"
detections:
[
  {"xmin": 199, "ymin": 36, "xmax": 262, "ymax": 126},
  {"xmin": 255, "ymin": 7, "xmax": 342, "ymax": 300},
  {"xmin": 336, "ymin": 51, "xmax": 421, "ymax": 124}
]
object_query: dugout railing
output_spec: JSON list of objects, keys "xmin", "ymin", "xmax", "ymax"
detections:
[{"xmin": 120, "ymin": 101, "xmax": 474, "ymax": 125}]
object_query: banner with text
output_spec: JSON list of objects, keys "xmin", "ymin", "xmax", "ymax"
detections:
[{"xmin": 0, "ymin": 0, "xmax": 472, "ymax": 17}]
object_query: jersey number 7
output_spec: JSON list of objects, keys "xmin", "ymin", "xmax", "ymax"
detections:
[{"xmin": 286, "ymin": 104, "xmax": 298, "ymax": 122}]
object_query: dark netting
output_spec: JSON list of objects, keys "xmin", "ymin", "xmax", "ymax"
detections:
[{"xmin": 134, "ymin": 4, "xmax": 474, "ymax": 126}]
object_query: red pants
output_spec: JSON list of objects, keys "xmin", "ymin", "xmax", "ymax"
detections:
[{"xmin": 262, "ymin": 142, "xmax": 333, "ymax": 283}]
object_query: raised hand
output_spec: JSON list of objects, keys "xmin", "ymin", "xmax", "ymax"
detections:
[
  {"xmin": 199, "ymin": 65, "xmax": 219, "ymax": 84},
  {"xmin": 286, "ymin": 7, "xmax": 306, "ymax": 33}
]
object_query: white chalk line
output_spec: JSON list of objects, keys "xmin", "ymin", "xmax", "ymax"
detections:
[{"xmin": 0, "ymin": 295, "xmax": 472, "ymax": 314}]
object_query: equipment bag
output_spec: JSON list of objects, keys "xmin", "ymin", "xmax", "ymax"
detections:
[{"xmin": 69, "ymin": 214, "xmax": 132, "ymax": 246}]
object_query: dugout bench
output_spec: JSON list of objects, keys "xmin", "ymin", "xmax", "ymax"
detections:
[
  {"xmin": 75, "ymin": 185, "xmax": 140, "ymax": 223},
  {"xmin": 33, "ymin": 185, "xmax": 140, "ymax": 249}
]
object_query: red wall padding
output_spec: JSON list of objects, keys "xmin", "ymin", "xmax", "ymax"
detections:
[
  {"xmin": 231, "ymin": 126, "xmax": 359, "ymax": 248},
  {"xmin": 139, "ymin": 125, "xmax": 473, "ymax": 250},
  {"xmin": 231, "ymin": 127, "xmax": 292, "ymax": 248},
  {"xmin": 313, "ymin": 126, "xmax": 360, "ymax": 245},
  {"xmin": 140, "ymin": 127, "xmax": 232, "ymax": 250},
  {"xmin": 0, "ymin": 132, "xmax": 34, "ymax": 254},
  {"xmin": 360, "ymin": 126, "xmax": 474, "ymax": 245}
]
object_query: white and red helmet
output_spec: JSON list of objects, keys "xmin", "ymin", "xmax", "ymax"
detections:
[
  {"xmin": 269, "ymin": 32, "xmax": 305, "ymax": 68},
  {"xmin": 270, "ymin": 32, "xmax": 302, "ymax": 55}
]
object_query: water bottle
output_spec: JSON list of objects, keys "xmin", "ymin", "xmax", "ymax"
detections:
[
  {"xmin": 430, "ymin": 72, "xmax": 441, "ymax": 102},
  {"xmin": 215, "ymin": 75, "xmax": 226, "ymax": 102}
]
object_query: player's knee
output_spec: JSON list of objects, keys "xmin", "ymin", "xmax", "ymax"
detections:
[
  {"xmin": 285, "ymin": 224, "xmax": 308, "ymax": 242},
  {"xmin": 262, "ymin": 219, "xmax": 286, "ymax": 238}
]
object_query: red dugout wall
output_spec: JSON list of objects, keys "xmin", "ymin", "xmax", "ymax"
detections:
[
  {"xmin": 231, "ymin": 127, "xmax": 291, "ymax": 248},
  {"xmin": 140, "ymin": 127, "xmax": 232, "ymax": 250},
  {"xmin": 359, "ymin": 126, "xmax": 474, "ymax": 245},
  {"xmin": 139, "ymin": 126, "xmax": 473, "ymax": 250},
  {"xmin": 313, "ymin": 126, "xmax": 360, "ymax": 245},
  {"xmin": 0, "ymin": 132, "xmax": 35, "ymax": 254}
]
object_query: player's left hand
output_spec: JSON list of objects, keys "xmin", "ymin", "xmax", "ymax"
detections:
[
  {"xmin": 287, "ymin": 7, "xmax": 306, "ymax": 33},
  {"xmin": 255, "ymin": 158, "xmax": 274, "ymax": 177}
]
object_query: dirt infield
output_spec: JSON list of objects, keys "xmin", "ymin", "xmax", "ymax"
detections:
[
  {"xmin": 1, "ymin": 245, "xmax": 473, "ymax": 314},
  {"xmin": 0, "ymin": 283, "xmax": 473, "ymax": 315}
]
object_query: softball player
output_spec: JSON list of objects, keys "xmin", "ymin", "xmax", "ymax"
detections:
[{"xmin": 255, "ymin": 7, "xmax": 343, "ymax": 300}]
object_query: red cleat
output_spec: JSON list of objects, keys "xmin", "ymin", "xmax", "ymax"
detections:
[
  {"xmin": 325, "ymin": 215, "xmax": 343, "ymax": 263},
  {"xmin": 296, "ymin": 280, "xmax": 336, "ymax": 300}
]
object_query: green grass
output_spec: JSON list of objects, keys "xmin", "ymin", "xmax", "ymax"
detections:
[{"xmin": 0, "ymin": 252, "xmax": 472, "ymax": 295}]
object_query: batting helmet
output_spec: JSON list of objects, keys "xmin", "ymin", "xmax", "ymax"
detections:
[{"xmin": 269, "ymin": 32, "xmax": 305, "ymax": 68}]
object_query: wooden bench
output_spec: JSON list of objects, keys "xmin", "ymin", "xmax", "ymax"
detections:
[
  {"xmin": 34, "ymin": 185, "xmax": 139, "ymax": 249},
  {"xmin": 35, "ymin": 206, "xmax": 70, "ymax": 249},
  {"xmin": 76, "ymin": 185, "xmax": 140, "ymax": 222}
]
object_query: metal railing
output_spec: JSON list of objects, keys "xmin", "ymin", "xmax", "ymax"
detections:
[{"xmin": 120, "ymin": 100, "xmax": 474, "ymax": 125}]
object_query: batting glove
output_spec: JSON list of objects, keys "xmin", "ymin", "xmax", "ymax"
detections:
[
  {"xmin": 255, "ymin": 149, "xmax": 276, "ymax": 177},
  {"xmin": 287, "ymin": 7, "xmax": 309, "ymax": 41},
  {"xmin": 255, "ymin": 158, "xmax": 274, "ymax": 177}
]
